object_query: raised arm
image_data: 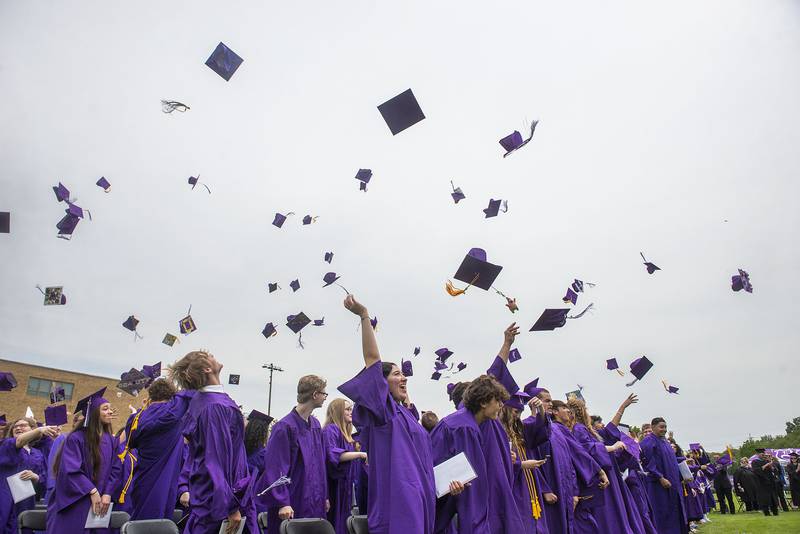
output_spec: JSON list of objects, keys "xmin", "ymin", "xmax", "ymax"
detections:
[
  {"xmin": 610, "ymin": 394, "xmax": 637, "ymax": 427},
  {"xmin": 344, "ymin": 295, "xmax": 380, "ymax": 368},
  {"xmin": 16, "ymin": 426, "xmax": 58, "ymax": 449}
]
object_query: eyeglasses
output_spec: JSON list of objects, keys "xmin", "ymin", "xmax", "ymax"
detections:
[{"xmin": 316, "ymin": 391, "xmax": 329, "ymax": 397}]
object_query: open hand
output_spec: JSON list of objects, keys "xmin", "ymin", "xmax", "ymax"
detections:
[
  {"xmin": 620, "ymin": 393, "xmax": 638, "ymax": 409},
  {"xmin": 503, "ymin": 323, "xmax": 520, "ymax": 346}
]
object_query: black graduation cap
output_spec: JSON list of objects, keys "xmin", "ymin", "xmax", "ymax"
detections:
[
  {"xmin": 268, "ymin": 282, "xmax": 280, "ymax": 293},
  {"xmin": 0, "ymin": 372, "xmax": 17, "ymax": 392},
  {"xmin": 205, "ymin": 42, "xmax": 244, "ymax": 81},
  {"xmin": 248, "ymin": 409, "xmax": 274, "ymax": 425},
  {"xmin": 122, "ymin": 315, "xmax": 143, "ymax": 340},
  {"xmin": 117, "ymin": 368, "xmax": 150, "ymax": 396},
  {"xmin": 529, "ymin": 309, "xmax": 569, "ymax": 331},
  {"xmin": 448, "ymin": 248, "xmax": 503, "ymax": 293},
  {"xmin": 229, "ymin": 374, "xmax": 241, "ymax": 385},
  {"xmin": 286, "ymin": 313, "xmax": 311, "ymax": 333},
  {"xmin": 290, "ymin": 279, "xmax": 300, "ymax": 292},
  {"xmin": 377, "ymin": 89, "xmax": 426, "ymax": 135},
  {"xmin": 0, "ymin": 212, "xmax": 9, "ymax": 233},
  {"xmin": 640, "ymin": 252, "xmax": 660, "ymax": 274},
  {"xmin": 626, "ymin": 357, "xmax": 653, "ymax": 386},
  {"xmin": 262, "ymin": 322, "xmax": 277, "ymax": 339}
]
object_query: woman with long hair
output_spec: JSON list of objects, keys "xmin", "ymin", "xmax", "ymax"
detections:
[
  {"xmin": 338, "ymin": 295, "xmax": 437, "ymax": 534},
  {"xmin": 323, "ymin": 398, "xmax": 366, "ymax": 534},
  {"xmin": 567, "ymin": 397, "xmax": 644, "ymax": 534},
  {"xmin": 47, "ymin": 390, "xmax": 123, "ymax": 533},
  {"xmin": 244, "ymin": 410, "xmax": 273, "ymax": 481}
]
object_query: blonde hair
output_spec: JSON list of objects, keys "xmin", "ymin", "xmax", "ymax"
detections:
[
  {"xmin": 168, "ymin": 350, "xmax": 212, "ymax": 390},
  {"xmin": 567, "ymin": 397, "xmax": 602, "ymax": 441},
  {"xmin": 297, "ymin": 375, "xmax": 327, "ymax": 404},
  {"xmin": 324, "ymin": 398, "xmax": 354, "ymax": 444}
]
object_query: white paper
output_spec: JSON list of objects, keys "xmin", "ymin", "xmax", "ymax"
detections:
[
  {"xmin": 6, "ymin": 473, "xmax": 36, "ymax": 503},
  {"xmin": 219, "ymin": 517, "xmax": 247, "ymax": 534},
  {"xmin": 678, "ymin": 460, "xmax": 693, "ymax": 481},
  {"xmin": 433, "ymin": 452, "xmax": 478, "ymax": 498},
  {"xmin": 85, "ymin": 502, "xmax": 113, "ymax": 528}
]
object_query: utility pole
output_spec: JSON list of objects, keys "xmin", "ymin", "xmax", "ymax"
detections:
[{"xmin": 262, "ymin": 363, "xmax": 284, "ymax": 416}]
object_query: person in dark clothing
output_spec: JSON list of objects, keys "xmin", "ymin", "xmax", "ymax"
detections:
[
  {"xmin": 773, "ymin": 456, "xmax": 790, "ymax": 511},
  {"xmin": 733, "ymin": 458, "xmax": 759, "ymax": 511},
  {"xmin": 788, "ymin": 452, "xmax": 800, "ymax": 509},
  {"xmin": 712, "ymin": 455, "xmax": 736, "ymax": 514},
  {"xmin": 751, "ymin": 449, "xmax": 781, "ymax": 516}
]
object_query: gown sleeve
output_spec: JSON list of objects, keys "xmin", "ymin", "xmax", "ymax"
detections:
[
  {"xmin": 338, "ymin": 361, "xmax": 396, "ymax": 427},
  {"xmin": 640, "ymin": 438, "xmax": 665, "ymax": 481},
  {"xmin": 99, "ymin": 434, "xmax": 123, "ymax": 497},
  {"xmin": 136, "ymin": 390, "xmax": 196, "ymax": 436},
  {"xmin": 255, "ymin": 422, "xmax": 295, "ymax": 510},
  {"xmin": 0, "ymin": 437, "xmax": 18, "ymax": 468},
  {"xmin": 572, "ymin": 425, "xmax": 613, "ymax": 470},
  {"xmin": 198, "ymin": 405, "xmax": 247, "ymax": 516},
  {"xmin": 522, "ymin": 413, "xmax": 551, "ymax": 448},
  {"xmin": 486, "ymin": 356, "xmax": 519, "ymax": 395},
  {"xmin": 429, "ymin": 422, "xmax": 458, "ymax": 532},
  {"xmin": 323, "ymin": 425, "xmax": 351, "ymax": 480}
]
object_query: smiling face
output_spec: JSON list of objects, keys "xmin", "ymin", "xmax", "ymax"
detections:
[
  {"xmin": 205, "ymin": 353, "xmax": 223, "ymax": 377},
  {"xmin": 344, "ymin": 401, "xmax": 353, "ymax": 424},
  {"xmin": 11, "ymin": 419, "xmax": 32, "ymax": 438},
  {"xmin": 98, "ymin": 402, "xmax": 113, "ymax": 425},
  {"xmin": 653, "ymin": 421, "xmax": 668, "ymax": 438},
  {"xmin": 538, "ymin": 390, "xmax": 553, "ymax": 414},
  {"xmin": 386, "ymin": 364, "xmax": 408, "ymax": 403}
]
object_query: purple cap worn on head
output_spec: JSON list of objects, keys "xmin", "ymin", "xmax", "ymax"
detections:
[
  {"xmin": 563, "ymin": 288, "xmax": 578, "ymax": 305},
  {"xmin": 290, "ymin": 279, "xmax": 301, "ymax": 292},
  {"xmin": 45, "ymin": 404, "xmax": 68, "ymax": 426},
  {"xmin": 248, "ymin": 410, "xmax": 273, "ymax": 424},
  {"xmin": 0, "ymin": 372, "xmax": 18, "ymax": 392},
  {"xmin": 505, "ymin": 391, "xmax": 530, "ymax": 411},
  {"xmin": 689, "ymin": 443, "xmax": 701, "ymax": 451},
  {"xmin": 96, "ymin": 177, "xmax": 111, "ymax": 192},
  {"xmin": 402, "ymin": 360, "xmax": 413, "ymax": 377},
  {"xmin": 322, "ymin": 272, "xmax": 340, "ymax": 287},
  {"xmin": 180, "ymin": 315, "xmax": 196, "ymax": 335},
  {"xmin": 508, "ymin": 348, "xmax": 522, "ymax": 363},
  {"xmin": 205, "ymin": 42, "xmax": 244, "ymax": 81},
  {"xmin": 523, "ymin": 379, "xmax": 543, "ymax": 398},
  {"xmin": 324, "ymin": 252, "xmax": 334, "ymax": 264},
  {"xmin": 268, "ymin": 282, "xmax": 279, "ymax": 293},
  {"xmin": 529, "ymin": 309, "xmax": 569, "ymax": 332},
  {"xmin": 606, "ymin": 358, "xmax": 619, "ymax": 371},
  {"xmin": 262, "ymin": 322, "xmax": 277, "ymax": 338},
  {"xmin": 74, "ymin": 387, "xmax": 108, "ymax": 417},
  {"xmin": 53, "ymin": 183, "xmax": 70, "ymax": 203},
  {"xmin": 377, "ymin": 89, "xmax": 425, "ymax": 135},
  {"xmin": 286, "ymin": 313, "xmax": 311, "ymax": 333},
  {"xmin": 122, "ymin": 315, "xmax": 139, "ymax": 332},
  {"xmin": 453, "ymin": 248, "xmax": 503, "ymax": 290},
  {"xmin": 446, "ymin": 383, "xmax": 456, "ymax": 396},
  {"xmin": 629, "ymin": 356, "xmax": 653, "ymax": 381},
  {"xmin": 0, "ymin": 212, "xmax": 9, "ymax": 234}
]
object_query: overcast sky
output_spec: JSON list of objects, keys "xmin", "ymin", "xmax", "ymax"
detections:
[{"xmin": 2, "ymin": 1, "xmax": 799, "ymax": 451}]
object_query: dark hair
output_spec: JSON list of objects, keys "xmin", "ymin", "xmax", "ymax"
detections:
[
  {"xmin": 53, "ymin": 401, "xmax": 113, "ymax": 483},
  {"xmin": 147, "ymin": 379, "xmax": 177, "ymax": 402},
  {"xmin": 244, "ymin": 417, "xmax": 271, "ymax": 456},
  {"xmin": 535, "ymin": 388, "xmax": 550, "ymax": 398},
  {"xmin": 651, "ymin": 417, "xmax": 666, "ymax": 427},
  {"xmin": 499, "ymin": 405, "xmax": 524, "ymax": 447},
  {"xmin": 449, "ymin": 382, "xmax": 471, "ymax": 409},
  {"xmin": 551, "ymin": 400, "xmax": 568, "ymax": 410},
  {"xmin": 462, "ymin": 375, "xmax": 510, "ymax": 414},
  {"xmin": 381, "ymin": 362, "xmax": 397, "ymax": 378},
  {"xmin": 590, "ymin": 415, "xmax": 602, "ymax": 425},
  {"xmin": 420, "ymin": 411, "xmax": 439, "ymax": 433}
]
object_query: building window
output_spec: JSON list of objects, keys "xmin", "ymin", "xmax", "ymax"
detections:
[{"xmin": 26, "ymin": 377, "xmax": 74, "ymax": 400}]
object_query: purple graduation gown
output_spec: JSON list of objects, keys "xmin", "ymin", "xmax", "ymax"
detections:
[
  {"xmin": 430, "ymin": 407, "xmax": 490, "ymax": 534},
  {"xmin": 323, "ymin": 424, "xmax": 359, "ymax": 534},
  {"xmin": 640, "ymin": 435, "xmax": 688, "ymax": 534},
  {"xmin": 255, "ymin": 409, "xmax": 327, "ymax": 534},
  {"xmin": 338, "ymin": 361, "xmax": 436, "ymax": 534},
  {"xmin": 181, "ymin": 389, "xmax": 257, "ymax": 534},
  {"xmin": 16, "ymin": 444, "xmax": 48, "ymax": 534},
  {"xmin": 1, "ymin": 439, "xmax": 47, "ymax": 534},
  {"xmin": 45, "ymin": 433, "xmax": 67, "ymax": 504},
  {"xmin": 46, "ymin": 430, "xmax": 122, "ymax": 534},
  {"xmin": 246, "ymin": 447, "xmax": 267, "ymax": 482},
  {"xmin": 124, "ymin": 390, "xmax": 194, "ymax": 520},
  {"xmin": 517, "ymin": 413, "xmax": 550, "ymax": 534}
]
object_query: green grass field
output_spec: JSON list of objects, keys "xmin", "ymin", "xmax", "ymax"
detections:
[{"xmin": 696, "ymin": 510, "xmax": 800, "ymax": 534}]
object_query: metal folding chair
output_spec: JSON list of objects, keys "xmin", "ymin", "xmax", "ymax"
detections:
[
  {"xmin": 279, "ymin": 518, "xmax": 336, "ymax": 534},
  {"xmin": 347, "ymin": 514, "xmax": 369, "ymax": 534},
  {"xmin": 121, "ymin": 519, "xmax": 180, "ymax": 533}
]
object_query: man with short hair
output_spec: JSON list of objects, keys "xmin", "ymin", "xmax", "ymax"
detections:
[
  {"xmin": 711, "ymin": 454, "xmax": 735, "ymax": 515},
  {"xmin": 751, "ymin": 448, "xmax": 780, "ymax": 516},
  {"xmin": 640, "ymin": 417, "xmax": 688, "ymax": 534},
  {"xmin": 255, "ymin": 374, "xmax": 329, "ymax": 534}
]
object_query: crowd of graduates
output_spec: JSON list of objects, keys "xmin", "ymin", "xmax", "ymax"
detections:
[{"xmin": 1, "ymin": 296, "xmax": 799, "ymax": 534}]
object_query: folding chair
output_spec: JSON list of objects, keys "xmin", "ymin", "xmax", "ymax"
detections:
[
  {"xmin": 734, "ymin": 492, "xmax": 746, "ymax": 513},
  {"xmin": 280, "ymin": 518, "xmax": 336, "ymax": 534},
  {"xmin": 110, "ymin": 511, "xmax": 132, "ymax": 528},
  {"xmin": 17, "ymin": 510, "xmax": 47, "ymax": 534},
  {"xmin": 121, "ymin": 519, "xmax": 180, "ymax": 533},
  {"xmin": 347, "ymin": 514, "xmax": 369, "ymax": 534},
  {"xmin": 172, "ymin": 509, "xmax": 185, "ymax": 524},
  {"xmin": 259, "ymin": 512, "xmax": 269, "ymax": 532}
]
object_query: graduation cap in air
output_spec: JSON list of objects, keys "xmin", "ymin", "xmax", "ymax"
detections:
[
  {"xmin": 268, "ymin": 282, "xmax": 280, "ymax": 293},
  {"xmin": 434, "ymin": 360, "xmax": 449, "ymax": 372},
  {"xmin": 322, "ymin": 273, "xmax": 350, "ymax": 294},
  {"xmin": 290, "ymin": 279, "xmax": 301, "ymax": 292},
  {"xmin": 53, "ymin": 182, "xmax": 71, "ymax": 203},
  {"xmin": 731, "ymin": 269, "xmax": 753, "ymax": 293},
  {"xmin": 122, "ymin": 315, "xmax": 143, "ymax": 340},
  {"xmin": 56, "ymin": 201, "xmax": 89, "ymax": 240},
  {"xmin": 413, "ymin": 347, "xmax": 421, "ymax": 356},
  {"xmin": 369, "ymin": 316, "xmax": 378, "ymax": 330},
  {"xmin": 446, "ymin": 248, "xmax": 504, "ymax": 298},
  {"xmin": 0, "ymin": 212, "xmax": 8, "ymax": 233},
  {"xmin": 38, "ymin": 286, "xmax": 67, "ymax": 305},
  {"xmin": 248, "ymin": 409, "xmax": 273, "ymax": 425},
  {"xmin": 431, "ymin": 371, "xmax": 442, "ymax": 381},
  {"xmin": 286, "ymin": 312, "xmax": 311, "ymax": 348},
  {"xmin": 50, "ymin": 385, "xmax": 66, "ymax": 404},
  {"xmin": 272, "ymin": 212, "xmax": 294, "ymax": 228},
  {"xmin": 228, "ymin": 374, "xmax": 241, "ymax": 385},
  {"xmin": 640, "ymin": 252, "xmax": 660, "ymax": 274},
  {"xmin": 142, "ymin": 362, "xmax": 162, "ymax": 386},
  {"xmin": 689, "ymin": 443, "xmax": 702, "ymax": 451},
  {"xmin": 435, "ymin": 348, "xmax": 453, "ymax": 362},
  {"xmin": 505, "ymin": 391, "xmax": 530, "ymax": 411},
  {"xmin": 188, "ymin": 175, "xmax": 211, "ymax": 194},
  {"xmin": 509, "ymin": 348, "xmax": 522, "ymax": 363},
  {"xmin": 402, "ymin": 360, "xmax": 413, "ymax": 377},
  {"xmin": 302, "ymin": 215, "xmax": 317, "ymax": 225},
  {"xmin": 450, "ymin": 181, "xmax": 466, "ymax": 204},
  {"xmin": 205, "ymin": 42, "xmax": 244, "ymax": 81},
  {"xmin": 565, "ymin": 388, "xmax": 584, "ymax": 402},
  {"xmin": 0, "ymin": 415, "xmax": 5, "ymax": 425},
  {"xmin": 377, "ymin": 89, "xmax": 425, "ymax": 135},
  {"xmin": 96, "ymin": 177, "xmax": 111, "ymax": 192},
  {"xmin": 44, "ymin": 404, "xmax": 68, "ymax": 426},
  {"xmin": 262, "ymin": 322, "xmax": 277, "ymax": 339},
  {"xmin": 117, "ymin": 368, "xmax": 150, "ymax": 396},
  {"xmin": 0, "ymin": 372, "xmax": 18, "ymax": 392},
  {"xmin": 313, "ymin": 318, "xmax": 324, "ymax": 326},
  {"xmin": 661, "ymin": 380, "xmax": 679, "ymax": 394},
  {"xmin": 324, "ymin": 252, "xmax": 334, "ymax": 264},
  {"xmin": 523, "ymin": 378, "xmax": 544, "ymax": 399},
  {"xmin": 483, "ymin": 199, "xmax": 508, "ymax": 218},
  {"xmin": 180, "ymin": 308, "xmax": 197, "ymax": 335},
  {"xmin": 563, "ymin": 288, "xmax": 578, "ymax": 305},
  {"xmin": 355, "ymin": 169, "xmax": 372, "ymax": 192},
  {"xmin": 162, "ymin": 333, "xmax": 179, "ymax": 347},
  {"xmin": 625, "ymin": 356, "xmax": 653, "ymax": 386},
  {"xmin": 529, "ymin": 303, "xmax": 595, "ymax": 332},
  {"xmin": 161, "ymin": 100, "xmax": 190, "ymax": 113},
  {"xmin": 499, "ymin": 120, "xmax": 539, "ymax": 158},
  {"xmin": 456, "ymin": 362, "xmax": 467, "ymax": 372},
  {"xmin": 74, "ymin": 387, "xmax": 108, "ymax": 423},
  {"xmin": 606, "ymin": 358, "xmax": 624, "ymax": 376}
]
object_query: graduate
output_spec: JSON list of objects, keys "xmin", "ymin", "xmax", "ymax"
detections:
[
  {"xmin": 639, "ymin": 418, "xmax": 689, "ymax": 534},
  {"xmin": 338, "ymin": 295, "xmax": 437, "ymax": 534},
  {"xmin": 47, "ymin": 390, "xmax": 123, "ymax": 534},
  {"xmin": 244, "ymin": 410, "xmax": 273, "ymax": 481},
  {"xmin": 430, "ymin": 375, "xmax": 509, "ymax": 534},
  {"xmin": 170, "ymin": 350, "xmax": 257, "ymax": 534},
  {"xmin": 122, "ymin": 378, "xmax": 195, "ymax": 521},
  {"xmin": 323, "ymin": 398, "xmax": 367, "ymax": 534},
  {"xmin": 1, "ymin": 418, "xmax": 55, "ymax": 534},
  {"xmin": 255, "ymin": 375, "xmax": 329, "ymax": 534}
]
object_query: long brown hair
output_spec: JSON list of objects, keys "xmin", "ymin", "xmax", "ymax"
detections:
[
  {"xmin": 499, "ymin": 405, "xmax": 524, "ymax": 450},
  {"xmin": 567, "ymin": 398, "xmax": 602, "ymax": 441},
  {"xmin": 53, "ymin": 402, "xmax": 113, "ymax": 483},
  {"xmin": 324, "ymin": 398, "xmax": 354, "ymax": 444}
]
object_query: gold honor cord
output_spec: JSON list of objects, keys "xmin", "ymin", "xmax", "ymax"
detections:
[
  {"xmin": 117, "ymin": 451, "xmax": 138, "ymax": 505},
  {"xmin": 116, "ymin": 405, "xmax": 146, "ymax": 504},
  {"xmin": 514, "ymin": 436, "xmax": 542, "ymax": 519}
]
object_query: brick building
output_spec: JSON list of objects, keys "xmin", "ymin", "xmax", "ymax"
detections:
[{"xmin": 0, "ymin": 358, "xmax": 136, "ymax": 427}]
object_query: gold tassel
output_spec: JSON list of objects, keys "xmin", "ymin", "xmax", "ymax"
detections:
[
  {"xmin": 446, "ymin": 274, "xmax": 480, "ymax": 297},
  {"xmin": 516, "ymin": 437, "xmax": 542, "ymax": 519},
  {"xmin": 117, "ymin": 451, "xmax": 137, "ymax": 504},
  {"xmin": 616, "ymin": 369, "xmax": 624, "ymax": 376}
]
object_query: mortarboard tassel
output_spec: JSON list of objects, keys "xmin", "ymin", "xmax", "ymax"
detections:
[
  {"xmin": 616, "ymin": 369, "xmax": 625, "ymax": 377},
  {"xmin": 297, "ymin": 332, "xmax": 304, "ymax": 349},
  {"xmin": 161, "ymin": 100, "xmax": 191, "ymax": 113},
  {"xmin": 625, "ymin": 377, "xmax": 639, "ymax": 387},
  {"xmin": 567, "ymin": 303, "xmax": 594, "ymax": 319},
  {"xmin": 446, "ymin": 273, "xmax": 480, "ymax": 297},
  {"xmin": 257, "ymin": 475, "xmax": 292, "ymax": 497}
]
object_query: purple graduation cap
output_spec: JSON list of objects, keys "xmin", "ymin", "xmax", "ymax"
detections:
[
  {"xmin": 434, "ymin": 360, "xmax": 448, "ymax": 372},
  {"xmin": 355, "ymin": 169, "xmax": 372, "ymax": 192},
  {"xmin": 39, "ymin": 286, "xmax": 67, "ymax": 306},
  {"xmin": 640, "ymin": 252, "xmax": 660, "ymax": 274},
  {"xmin": 205, "ymin": 42, "xmax": 244, "ymax": 81},
  {"xmin": 53, "ymin": 182, "xmax": 71, "ymax": 203},
  {"xmin": 430, "ymin": 371, "xmax": 442, "ymax": 381},
  {"xmin": 413, "ymin": 347, "xmax": 421, "ymax": 356},
  {"xmin": 180, "ymin": 314, "xmax": 197, "ymax": 335},
  {"xmin": 447, "ymin": 248, "xmax": 503, "ymax": 296},
  {"xmin": 44, "ymin": 404, "xmax": 68, "ymax": 426},
  {"xmin": 435, "ymin": 348, "xmax": 453, "ymax": 362},
  {"xmin": 290, "ymin": 279, "xmax": 301, "ymax": 292},
  {"xmin": 248, "ymin": 410, "xmax": 274, "ymax": 425},
  {"xmin": 456, "ymin": 362, "xmax": 467, "ymax": 372},
  {"xmin": 122, "ymin": 315, "xmax": 143, "ymax": 339},
  {"xmin": 499, "ymin": 120, "xmax": 538, "ymax": 158},
  {"xmin": 228, "ymin": 374, "xmax": 241, "ymax": 385},
  {"xmin": 572, "ymin": 279, "xmax": 584, "ymax": 293},
  {"xmin": 268, "ymin": 282, "xmax": 280, "ymax": 293},
  {"xmin": 523, "ymin": 378, "xmax": 544, "ymax": 398},
  {"xmin": 324, "ymin": 252, "xmax": 334, "ymax": 264},
  {"xmin": 446, "ymin": 383, "xmax": 456, "ymax": 397},
  {"xmin": 74, "ymin": 387, "xmax": 108, "ymax": 422},
  {"xmin": 505, "ymin": 391, "xmax": 530, "ymax": 411},
  {"xmin": 0, "ymin": 372, "xmax": 18, "ymax": 392},
  {"xmin": 142, "ymin": 362, "xmax": 162, "ymax": 386},
  {"xmin": 530, "ymin": 309, "xmax": 569, "ymax": 332},
  {"xmin": 689, "ymin": 443, "xmax": 702, "ymax": 452},
  {"xmin": 483, "ymin": 199, "xmax": 508, "ymax": 218},
  {"xmin": 369, "ymin": 316, "xmax": 378, "ymax": 330},
  {"xmin": 188, "ymin": 175, "xmax": 211, "ymax": 194},
  {"xmin": 625, "ymin": 356, "xmax": 653, "ymax": 386},
  {"xmin": 272, "ymin": 212, "xmax": 294, "ymax": 228},
  {"xmin": 731, "ymin": 269, "xmax": 753, "ymax": 293},
  {"xmin": 322, "ymin": 272, "xmax": 340, "ymax": 287},
  {"xmin": 377, "ymin": 89, "xmax": 425, "ymax": 135},
  {"xmin": 661, "ymin": 380, "xmax": 679, "ymax": 394},
  {"xmin": 56, "ymin": 212, "xmax": 81, "ymax": 239},
  {"xmin": 96, "ymin": 177, "xmax": 111, "ymax": 192},
  {"xmin": 508, "ymin": 348, "xmax": 522, "ymax": 363},
  {"xmin": 0, "ymin": 415, "xmax": 5, "ymax": 425},
  {"xmin": 50, "ymin": 385, "xmax": 66, "ymax": 404},
  {"xmin": 302, "ymin": 215, "xmax": 317, "ymax": 225},
  {"xmin": 606, "ymin": 358, "xmax": 619, "ymax": 371},
  {"xmin": 313, "ymin": 318, "xmax": 325, "ymax": 326},
  {"xmin": 402, "ymin": 360, "xmax": 413, "ymax": 377},
  {"xmin": 563, "ymin": 288, "xmax": 578, "ymax": 305},
  {"xmin": 286, "ymin": 312, "xmax": 311, "ymax": 347},
  {"xmin": 450, "ymin": 181, "xmax": 466, "ymax": 204},
  {"xmin": 0, "ymin": 212, "xmax": 8, "ymax": 233},
  {"xmin": 117, "ymin": 368, "xmax": 150, "ymax": 396},
  {"xmin": 262, "ymin": 322, "xmax": 277, "ymax": 339}
]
